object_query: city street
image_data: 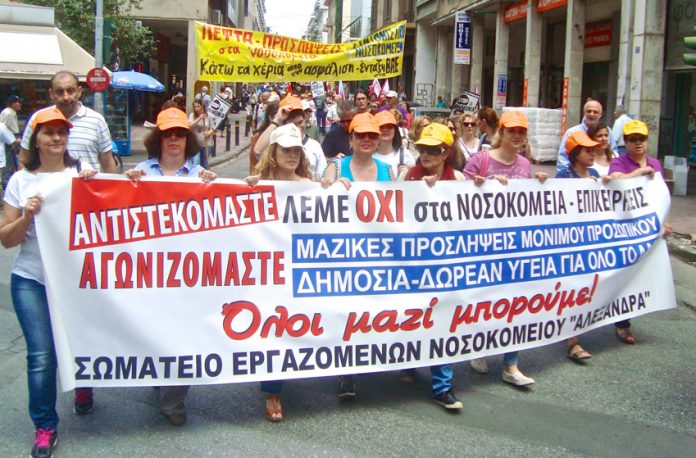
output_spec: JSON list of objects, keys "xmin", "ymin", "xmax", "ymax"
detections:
[{"xmin": 1, "ymin": 143, "xmax": 695, "ymax": 457}]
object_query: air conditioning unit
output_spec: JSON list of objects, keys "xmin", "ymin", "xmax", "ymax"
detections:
[{"xmin": 211, "ymin": 9, "xmax": 223, "ymax": 25}]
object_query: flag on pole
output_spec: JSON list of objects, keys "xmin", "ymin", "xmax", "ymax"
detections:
[
  {"xmin": 369, "ymin": 79, "xmax": 382, "ymax": 97},
  {"xmin": 338, "ymin": 81, "xmax": 345, "ymax": 98},
  {"xmin": 381, "ymin": 80, "xmax": 390, "ymax": 97}
]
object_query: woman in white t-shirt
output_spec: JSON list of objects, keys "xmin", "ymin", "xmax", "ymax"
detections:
[
  {"xmin": 373, "ymin": 110, "xmax": 415, "ymax": 179},
  {"xmin": 0, "ymin": 108, "xmax": 95, "ymax": 458}
]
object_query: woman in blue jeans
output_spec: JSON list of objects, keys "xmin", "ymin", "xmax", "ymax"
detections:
[{"xmin": 0, "ymin": 107, "xmax": 96, "ymax": 458}]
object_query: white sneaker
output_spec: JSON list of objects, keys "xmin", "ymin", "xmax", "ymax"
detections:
[
  {"xmin": 470, "ymin": 358, "xmax": 489, "ymax": 374},
  {"xmin": 502, "ymin": 370, "xmax": 535, "ymax": 386}
]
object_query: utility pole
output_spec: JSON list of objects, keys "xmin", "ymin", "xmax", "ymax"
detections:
[{"xmin": 94, "ymin": 0, "xmax": 104, "ymax": 114}]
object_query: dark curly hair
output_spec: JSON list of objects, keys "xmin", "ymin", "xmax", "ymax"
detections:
[{"xmin": 143, "ymin": 126, "xmax": 202, "ymax": 160}]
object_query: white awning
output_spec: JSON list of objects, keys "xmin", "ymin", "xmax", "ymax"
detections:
[{"xmin": 0, "ymin": 23, "xmax": 96, "ymax": 81}]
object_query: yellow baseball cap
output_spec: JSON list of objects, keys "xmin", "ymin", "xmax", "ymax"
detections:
[
  {"xmin": 415, "ymin": 122, "xmax": 454, "ymax": 146},
  {"xmin": 279, "ymin": 95, "xmax": 303, "ymax": 112},
  {"xmin": 375, "ymin": 110, "xmax": 397, "ymax": 127},
  {"xmin": 499, "ymin": 110, "xmax": 528, "ymax": 129},
  {"xmin": 565, "ymin": 130, "xmax": 599, "ymax": 152},
  {"xmin": 349, "ymin": 113, "xmax": 381, "ymax": 135},
  {"xmin": 623, "ymin": 120, "xmax": 648, "ymax": 137}
]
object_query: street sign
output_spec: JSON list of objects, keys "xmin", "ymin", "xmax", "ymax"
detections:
[
  {"xmin": 453, "ymin": 12, "xmax": 471, "ymax": 65},
  {"xmin": 86, "ymin": 68, "xmax": 110, "ymax": 92},
  {"xmin": 495, "ymin": 73, "xmax": 507, "ymax": 110}
]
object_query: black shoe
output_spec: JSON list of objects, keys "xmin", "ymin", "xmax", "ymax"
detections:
[
  {"xmin": 162, "ymin": 411, "xmax": 187, "ymax": 426},
  {"xmin": 31, "ymin": 429, "xmax": 57, "ymax": 458},
  {"xmin": 433, "ymin": 389, "xmax": 463, "ymax": 410},
  {"xmin": 337, "ymin": 376, "xmax": 356, "ymax": 399},
  {"xmin": 73, "ymin": 388, "xmax": 94, "ymax": 415}
]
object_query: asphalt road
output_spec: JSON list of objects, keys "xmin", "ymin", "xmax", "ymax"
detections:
[{"xmin": 0, "ymin": 151, "xmax": 695, "ymax": 457}]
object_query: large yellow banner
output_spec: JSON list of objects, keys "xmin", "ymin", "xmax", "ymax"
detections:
[{"xmin": 195, "ymin": 21, "xmax": 405, "ymax": 82}]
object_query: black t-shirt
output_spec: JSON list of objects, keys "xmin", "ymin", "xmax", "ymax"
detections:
[{"xmin": 321, "ymin": 126, "xmax": 352, "ymax": 158}]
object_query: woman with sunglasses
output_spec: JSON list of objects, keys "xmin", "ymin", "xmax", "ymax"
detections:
[
  {"xmin": 1, "ymin": 108, "xmax": 97, "ymax": 458},
  {"xmin": 245, "ymin": 123, "xmax": 313, "ymax": 422},
  {"xmin": 463, "ymin": 110, "xmax": 548, "ymax": 386},
  {"xmin": 373, "ymin": 110, "xmax": 415, "ymax": 179},
  {"xmin": 399, "ymin": 122, "xmax": 465, "ymax": 410},
  {"xmin": 321, "ymin": 113, "xmax": 392, "ymax": 398},
  {"xmin": 125, "ymin": 107, "xmax": 216, "ymax": 427},
  {"xmin": 456, "ymin": 113, "xmax": 480, "ymax": 163},
  {"xmin": 608, "ymin": 120, "xmax": 671, "ymax": 344}
]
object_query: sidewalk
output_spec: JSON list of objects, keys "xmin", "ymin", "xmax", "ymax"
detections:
[{"xmin": 124, "ymin": 118, "xmax": 251, "ymax": 169}]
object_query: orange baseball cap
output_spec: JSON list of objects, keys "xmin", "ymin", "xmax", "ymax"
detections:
[
  {"xmin": 156, "ymin": 108, "xmax": 190, "ymax": 131},
  {"xmin": 375, "ymin": 110, "xmax": 397, "ymax": 127},
  {"xmin": 349, "ymin": 113, "xmax": 381, "ymax": 135},
  {"xmin": 565, "ymin": 130, "xmax": 599, "ymax": 153},
  {"xmin": 32, "ymin": 107, "xmax": 73, "ymax": 130},
  {"xmin": 499, "ymin": 110, "xmax": 529, "ymax": 129},
  {"xmin": 279, "ymin": 95, "xmax": 303, "ymax": 112}
]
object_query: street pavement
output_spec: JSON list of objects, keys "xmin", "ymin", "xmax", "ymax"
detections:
[{"xmin": 1, "ymin": 116, "xmax": 695, "ymax": 456}]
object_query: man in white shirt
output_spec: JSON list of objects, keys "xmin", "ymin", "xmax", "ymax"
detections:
[
  {"xmin": 20, "ymin": 71, "xmax": 116, "ymax": 173},
  {"xmin": 611, "ymin": 106, "xmax": 631, "ymax": 155},
  {"xmin": 557, "ymin": 99, "xmax": 616, "ymax": 172}
]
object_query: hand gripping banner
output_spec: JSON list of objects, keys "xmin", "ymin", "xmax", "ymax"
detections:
[
  {"xmin": 34, "ymin": 175, "xmax": 676, "ymax": 390},
  {"xmin": 195, "ymin": 21, "xmax": 406, "ymax": 82}
]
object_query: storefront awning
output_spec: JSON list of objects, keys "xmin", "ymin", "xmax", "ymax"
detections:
[{"xmin": 0, "ymin": 24, "xmax": 96, "ymax": 81}]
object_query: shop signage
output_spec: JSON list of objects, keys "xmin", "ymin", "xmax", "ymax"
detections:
[
  {"xmin": 561, "ymin": 76, "xmax": 569, "ymax": 132},
  {"xmin": 454, "ymin": 11, "xmax": 471, "ymax": 65},
  {"xmin": 584, "ymin": 20, "xmax": 612, "ymax": 48},
  {"xmin": 505, "ymin": 1, "xmax": 528, "ymax": 23},
  {"xmin": 537, "ymin": 0, "xmax": 567, "ymax": 14},
  {"xmin": 495, "ymin": 73, "xmax": 507, "ymax": 110}
]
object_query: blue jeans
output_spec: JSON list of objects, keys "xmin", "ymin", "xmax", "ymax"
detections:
[
  {"xmin": 11, "ymin": 274, "xmax": 59, "ymax": 430},
  {"xmin": 430, "ymin": 364, "xmax": 453, "ymax": 396},
  {"xmin": 315, "ymin": 109, "xmax": 327, "ymax": 134},
  {"xmin": 503, "ymin": 351, "xmax": 519, "ymax": 367}
]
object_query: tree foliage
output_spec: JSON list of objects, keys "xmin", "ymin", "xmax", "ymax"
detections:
[{"xmin": 19, "ymin": 0, "xmax": 156, "ymax": 66}]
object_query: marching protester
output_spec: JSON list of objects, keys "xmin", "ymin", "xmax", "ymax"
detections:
[
  {"xmin": 354, "ymin": 88, "xmax": 370, "ymax": 114},
  {"xmin": 409, "ymin": 115, "xmax": 432, "ymax": 150},
  {"xmin": 188, "ymin": 100, "xmax": 214, "ymax": 169},
  {"xmin": 321, "ymin": 112, "xmax": 393, "ymax": 398},
  {"xmin": 557, "ymin": 99, "xmax": 616, "ymax": 172},
  {"xmin": 249, "ymin": 100, "xmax": 279, "ymax": 174},
  {"xmin": 608, "ymin": 119, "xmax": 672, "ymax": 344},
  {"xmin": 254, "ymin": 95, "xmax": 326, "ymax": 180},
  {"xmin": 476, "ymin": 107, "xmax": 499, "ymax": 152},
  {"xmin": 456, "ymin": 112, "xmax": 480, "ymax": 163},
  {"xmin": 124, "ymin": 107, "xmax": 217, "ymax": 426},
  {"xmin": 0, "ymin": 108, "xmax": 97, "ymax": 458},
  {"xmin": 463, "ymin": 110, "xmax": 548, "ymax": 386},
  {"xmin": 403, "ymin": 122, "xmax": 465, "ymax": 410},
  {"xmin": 555, "ymin": 130, "xmax": 613, "ymax": 361},
  {"xmin": 321, "ymin": 100, "xmax": 357, "ymax": 159},
  {"xmin": 245, "ymin": 123, "xmax": 313, "ymax": 422},
  {"xmin": 587, "ymin": 122, "xmax": 618, "ymax": 176},
  {"xmin": 373, "ymin": 110, "xmax": 415, "ymax": 179}
]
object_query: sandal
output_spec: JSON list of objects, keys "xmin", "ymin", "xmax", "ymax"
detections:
[
  {"xmin": 616, "ymin": 328, "xmax": 636, "ymax": 345},
  {"xmin": 567, "ymin": 343, "xmax": 592, "ymax": 360},
  {"xmin": 265, "ymin": 394, "xmax": 283, "ymax": 422}
]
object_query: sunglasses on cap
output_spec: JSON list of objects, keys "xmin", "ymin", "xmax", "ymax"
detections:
[
  {"xmin": 353, "ymin": 132, "xmax": 380, "ymax": 140},
  {"xmin": 462, "ymin": 122, "xmax": 476, "ymax": 127},
  {"xmin": 626, "ymin": 136, "xmax": 647, "ymax": 143},
  {"xmin": 161, "ymin": 128, "xmax": 188, "ymax": 138},
  {"xmin": 417, "ymin": 145, "xmax": 446, "ymax": 156}
]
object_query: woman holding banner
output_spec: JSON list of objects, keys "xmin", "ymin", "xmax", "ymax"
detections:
[
  {"xmin": 321, "ymin": 112, "xmax": 392, "ymax": 398},
  {"xmin": 402, "ymin": 122, "xmax": 465, "ymax": 409},
  {"xmin": 125, "ymin": 107, "xmax": 216, "ymax": 427},
  {"xmin": 245, "ymin": 123, "xmax": 313, "ymax": 422},
  {"xmin": 0, "ymin": 108, "xmax": 96, "ymax": 458},
  {"xmin": 463, "ymin": 110, "xmax": 548, "ymax": 386},
  {"xmin": 373, "ymin": 110, "xmax": 415, "ymax": 179}
]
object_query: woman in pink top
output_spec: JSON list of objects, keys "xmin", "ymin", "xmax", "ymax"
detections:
[{"xmin": 463, "ymin": 110, "xmax": 548, "ymax": 386}]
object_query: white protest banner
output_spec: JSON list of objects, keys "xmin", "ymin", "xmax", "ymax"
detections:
[
  {"xmin": 451, "ymin": 91, "xmax": 480, "ymax": 114},
  {"xmin": 310, "ymin": 81, "xmax": 325, "ymax": 98},
  {"xmin": 206, "ymin": 95, "xmax": 232, "ymax": 129},
  {"xmin": 35, "ymin": 175, "xmax": 675, "ymax": 390}
]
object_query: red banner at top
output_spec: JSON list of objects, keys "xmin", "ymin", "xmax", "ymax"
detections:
[
  {"xmin": 505, "ymin": 1, "xmax": 528, "ymax": 23},
  {"xmin": 584, "ymin": 20, "xmax": 612, "ymax": 48},
  {"xmin": 537, "ymin": 0, "xmax": 567, "ymax": 13}
]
